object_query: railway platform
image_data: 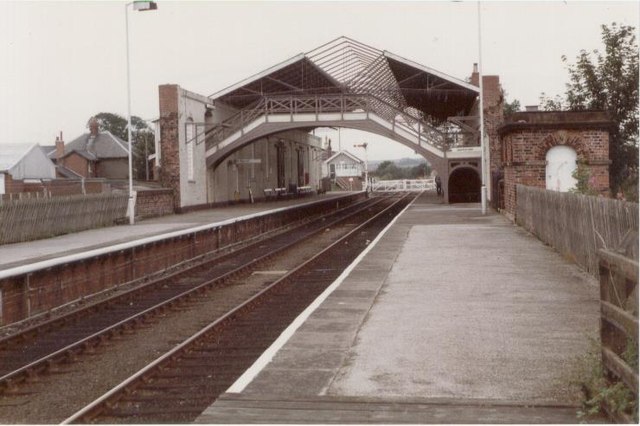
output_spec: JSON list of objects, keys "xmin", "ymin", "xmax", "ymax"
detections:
[
  {"xmin": 0, "ymin": 192, "xmax": 351, "ymax": 271},
  {"xmin": 196, "ymin": 192, "xmax": 601, "ymax": 424}
]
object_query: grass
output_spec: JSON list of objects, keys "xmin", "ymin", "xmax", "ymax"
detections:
[{"xmin": 577, "ymin": 338, "xmax": 638, "ymax": 423}]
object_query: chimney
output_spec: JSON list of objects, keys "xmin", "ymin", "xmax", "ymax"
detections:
[
  {"xmin": 55, "ymin": 132, "xmax": 65, "ymax": 160},
  {"xmin": 89, "ymin": 117, "xmax": 99, "ymax": 136},
  {"xmin": 470, "ymin": 63, "xmax": 479, "ymax": 87}
]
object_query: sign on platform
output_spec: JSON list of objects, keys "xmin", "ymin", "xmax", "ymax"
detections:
[{"xmin": 235, "ymin": 159, "xmax": 262, "ymax": 164}]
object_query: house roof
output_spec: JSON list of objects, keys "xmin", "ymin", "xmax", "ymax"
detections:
[
  {"xmin": 324, "ymin": 150, "xmax": 363, "ymax": 164},
  {"xmin": 0, "ymin": 143, "xmax": 39, "ymax": 172},
  {"xmin": 39, "ymin": 145, "xmax": 56, "ymax": 157},
  {"xmin": 55, "ymin": 164, "xmax": 83, "ymax": 178},
  {"xmin": 48, "ymin": 131, "xmax": 129, "ymax": 161}
]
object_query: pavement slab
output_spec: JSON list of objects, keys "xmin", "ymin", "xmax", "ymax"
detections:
[{"xmin": 197, "ymin": 193, "xmax": 601, "ymax": 423}]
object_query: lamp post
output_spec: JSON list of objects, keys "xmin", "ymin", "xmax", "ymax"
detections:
[
  {"xmin": 125, "ymin": 1, "xmax": 157, "ymax": 225},
  {"xmin": 477, "ymin": 0, "xmax": 487, "ymax": 215}
]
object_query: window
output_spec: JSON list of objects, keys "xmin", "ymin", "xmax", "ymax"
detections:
[{"xmin": 186, "ymin": 118, "xmax": 195, "ymax": 181}]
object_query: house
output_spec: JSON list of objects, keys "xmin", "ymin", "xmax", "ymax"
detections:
[
  {"xmin": 48, "ymin": 118, "xmax": 129, "ymax": 179},
  {"xmin": 0, "ymin": 144, "xmax": 56, "ymax": 195},
  {"xmin": 323, "ymin": 150, "xmax": 364, "ymax": 191}
]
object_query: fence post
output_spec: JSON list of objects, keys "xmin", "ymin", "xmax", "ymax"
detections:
[{"xmin": 598, "ymin": 246, "xmax": 639, "ymax": 423}]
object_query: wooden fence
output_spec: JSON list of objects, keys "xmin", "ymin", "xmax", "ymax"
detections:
[
  {"xmin": 599, "ymin": 247, "xmax": 638, "ymax": 422},
  {"xmin": 0, "ymin": 193, "xmax": 128, "ymax": 244},
  {"xmin": 516, "ymin": 185, "xmax": 639, "ymax": 277}
]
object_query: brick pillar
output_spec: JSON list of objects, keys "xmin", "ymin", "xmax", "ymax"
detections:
[
  {"xmin": 470, "ymin": 65, "xmax": 505, "ymax": 207},
  {"xmin": 158, "ymin": 84, "xmax": 181, "ymax": 210},
  {"xmin": 481, "ymin": 76, "xmax": 504, "ymax": 175}
]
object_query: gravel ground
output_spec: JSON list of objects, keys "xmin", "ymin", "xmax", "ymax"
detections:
[{"xmin": 0, "ymin": 224, "xmax": 354, "ymax": 424}]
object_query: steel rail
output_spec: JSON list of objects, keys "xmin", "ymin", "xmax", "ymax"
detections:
[
  {"xmin": 0, "ymin": 194, "xmax": 368, "ymax": 348},
  {"xmin": 62, "ymin": 193, "xmax": 414, "ymax": 424},
  {"xmin": 0, "ymin": 196, "xmax": 385, "ymax": 393}
]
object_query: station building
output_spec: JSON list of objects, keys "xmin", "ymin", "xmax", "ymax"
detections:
[
  {"xmin": 153, "ymin": 37, "xmax": 612, "ymax": 216},
  {"xmin": 156, "ymin": 86, "xmax": 325, "ymax": 210}
]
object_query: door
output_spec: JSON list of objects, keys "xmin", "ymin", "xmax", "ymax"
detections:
[{"xmin": 546, "ymin": 146, "xmax": 577, "ymax": 192}]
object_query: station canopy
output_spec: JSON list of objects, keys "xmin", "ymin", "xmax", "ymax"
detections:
[{"xmin": 209, "ymin": 37, "xmax": 479, "ymax": 124}]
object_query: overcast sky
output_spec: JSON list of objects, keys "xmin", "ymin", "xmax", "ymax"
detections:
[{"xmin": 1, "ymin": 0, "xmax": 638, "ymax": 161}]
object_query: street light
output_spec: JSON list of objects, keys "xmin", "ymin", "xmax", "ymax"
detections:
[
  {"xmin": 125, "ymin": 0, "xmax": 157, "ymax": 225},
  {"xmin": 477, "ymin": 0, "xmax": 487, "ymax": 215}
]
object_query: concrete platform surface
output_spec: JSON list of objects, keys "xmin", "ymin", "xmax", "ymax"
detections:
[
  {"xmin": 197, "ymin": 193, "xmax": 601, "ymax": 424},
  {"xmin": 0, "ymin": 193, "xmax": 349, "ymax": 271}
]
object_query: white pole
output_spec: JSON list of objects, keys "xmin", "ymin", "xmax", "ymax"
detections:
[
  {"xmin": 125, "ymin": 3, "xmax": 135, "ymax": 225},
  {"xmin": 364, "ymin": 143, "xmax": 368, "ymax": 192},
  {"xmin": 478, "ymin": 0, "xmax": 487, "ymax": 215}
]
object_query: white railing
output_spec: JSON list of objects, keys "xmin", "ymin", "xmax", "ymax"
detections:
[
  {"xmin": 371, "ymin": 179, "xmax": 435, "ymax": 192},
  {"xmin": 205, "ymin": 94, "xmax": 461, "ymax": 152}
]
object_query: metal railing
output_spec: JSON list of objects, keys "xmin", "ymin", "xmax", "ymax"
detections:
[
  {"xmin": 204, "ymin": 94, "xmax": 478, "ymax": 154},
  {"xmin": 371, "ymin": 179, "xmax": 435, "ymax": 192}
]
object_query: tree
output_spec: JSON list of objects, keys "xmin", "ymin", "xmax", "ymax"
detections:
[
  {"xmin": 570, "ymin": 162, "xmax": 600, "ymax": 196},
  {"xmin": 372, "ymin": 160, "xmax": 431, "ymax": 180},
  {"xmin": 538, "ymin": 92, "xmax": 565, "ymax": 111},
  {"xmin": 92, "ymin": 112, "xmax": 155, "ymax": 180},
  {"xmin": 372, "ymin": 160, "xmax": 402, "ymax": 180},
  {"xmin": 541, "ymin": 23, "xmax": 639, "ymax": 197},
  {"xmin": 502, "ymin": 90, "xmax": 522, "ymax": 115}
]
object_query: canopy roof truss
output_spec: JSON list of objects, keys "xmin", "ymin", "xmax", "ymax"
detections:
[{"xmin": 210, "ymin": 36, "xmax": 479, "ymax": 129}]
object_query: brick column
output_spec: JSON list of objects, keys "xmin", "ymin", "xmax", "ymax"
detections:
[{"xmin": 158, "ymin": 84, "xmax": 181, "ymax": 209}]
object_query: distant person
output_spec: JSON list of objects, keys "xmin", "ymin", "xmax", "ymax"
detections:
[{"xmin": 435, "ymin": 175, "xmax": 442, "ymax": 196}]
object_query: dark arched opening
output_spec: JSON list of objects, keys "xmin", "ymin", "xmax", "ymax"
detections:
[{"xmin": 448, "ymin": 167, "xmax": 481, "ymax": 203}]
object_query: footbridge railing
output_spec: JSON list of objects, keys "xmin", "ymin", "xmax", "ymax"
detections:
[
  {"xmin": 203, "ymin": 94, "xmax": 478, "ymax": 156},
  {"xmin": 371, "ymin": 179, "xmax": 435, "ymax": 192}
]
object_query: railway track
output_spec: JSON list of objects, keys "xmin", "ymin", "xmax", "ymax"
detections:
[
  {"xmin": 0, "ymin": 195, "xmax": 389, "ymax": 394},
  {"xmin": 0, "ymin": 198, "xmax": 382, "ymax": 393},
  {"xmin": 63, "ymin": 192, "xmax": 415, "ymax": 424}
]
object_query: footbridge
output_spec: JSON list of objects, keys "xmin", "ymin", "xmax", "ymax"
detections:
[
  {"xmin": 203, "ymin": 93, "xmax": 481, "ymax": 169},
  {"xmin": 196, "ymin": 37, "xmax": 483, "ymax": 197}
]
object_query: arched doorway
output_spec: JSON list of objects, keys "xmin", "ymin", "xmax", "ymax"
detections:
[
  {"xmin": 545, "ymin": 145, "xmax": 577, "ymax": 192},
  {"xmin": 448, "ymin": 167, "xmax": 481, "ymax": 203}
]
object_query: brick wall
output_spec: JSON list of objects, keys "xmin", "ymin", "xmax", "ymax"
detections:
[
  {"xmin": 3, "ymin": 174, "xmax": 24, "ymax": 194},
  {"xmin": 136, "ymin": 189, "xmax": 175, "ymax": 218},
  {"xmin": 95, "ymin": 158, "xmax": 129, "ymax": 179},
  {"xmin": 499, "ymin": 111, "xmax": 613, "ymax": 217},
  {"xmin": 2, "ymin": 178, "xmax": 109, "ymax": 200},
  {"xmin": 63, "ymin": 152, "xmax": 91, "ymax": 177}
]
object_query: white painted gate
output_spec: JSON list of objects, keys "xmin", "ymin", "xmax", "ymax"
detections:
[{"xmin": 371, "ymin": 179, "xmax": 435, "ymax": 192}]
